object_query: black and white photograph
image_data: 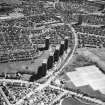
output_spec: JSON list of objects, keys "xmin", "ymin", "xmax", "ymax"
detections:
[{"xmin": 0, "ymin": 0, "xmax": 105, "ymax": 105}]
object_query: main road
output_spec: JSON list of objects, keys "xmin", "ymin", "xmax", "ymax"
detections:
[
  {"xmin": 46, "ymin": 23, "xmax": 78, "ymax": 84},
  {"xmin": 49, "ymin": 24, "xmax": 105, "ymax": 105},
  {"xmin": 15, "ymin": 23, "xmax": 78, "ymax": 105}
]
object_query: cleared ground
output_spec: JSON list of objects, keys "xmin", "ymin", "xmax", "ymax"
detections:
[
  {"xmin": 89, "ymin": 48, "xmax": 105, "ymax": 61},
  {"xmin": 61, "ymin": 51, "xmax": 105, "ymax": 102},
  {"xmin": 62, "ymin": 97, "xmax": 97, "ymax": 105},
  {"xmin": 0, "ymin": 50, "xmax": 50, "ymax": 74}
]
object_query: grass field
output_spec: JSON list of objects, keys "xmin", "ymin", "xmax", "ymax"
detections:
[
  {"xmin": 64, "ymin": 80, "xmax": 105, "ymax": 101},
  {"xmin": 62, "ymin": 97, "xmax": 97, "ymax": 105},
  {"xmin": 0, "ymin": 50, "xmax": 50, "ymax": 74},
  {"xmin": 89, "ymin": 48, "xmax": 105, "ymax": 61}
]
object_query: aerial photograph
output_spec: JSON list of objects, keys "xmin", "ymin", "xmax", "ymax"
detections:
[{"xmin": 0, "ymin": 0, "xmax": 105, "ymax": 105}]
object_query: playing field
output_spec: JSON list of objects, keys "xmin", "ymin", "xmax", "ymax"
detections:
[{"xmin": 62, "ymin": 97, "xmax": 97, "ymax": 105}]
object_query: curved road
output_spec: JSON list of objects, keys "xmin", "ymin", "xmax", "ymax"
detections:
[
  {"xmin": 15, "ymin": 23, "xmax": 77, "ymax": 105},
  {"xmin": 46, "ymin": 23, "xmax": 78, "ymax": 84},
  {"xmin": 49, "ymin": 24, "xmax": 105, "ymax": 105},
  {"xmin": 2, "ymin": 22, "xmax": 105, "ymax": 105}
]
